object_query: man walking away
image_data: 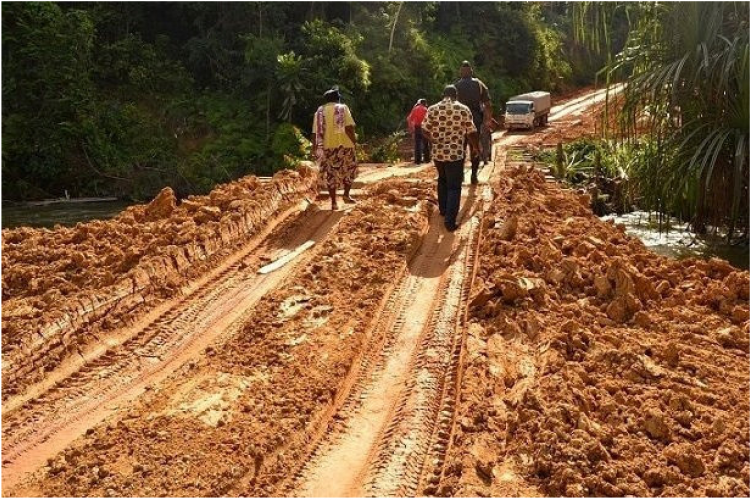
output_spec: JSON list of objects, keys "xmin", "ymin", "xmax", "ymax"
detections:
[
  {"xmin": 312, "ymin": 88, "xmax": 358, "ymax": 210},
  {"xmin": 480, "ymin": 109, "xmax": 498, "ymax": 166},
  {"xmin": 455, "ymin": 61, "xmax": 492, "ymax": 185},
  {"xmin": 422, "ymin": 85, "xmax": 479, "ymax": 232},
  {"xmin": 407, "ymin": 99, "xmax": 431, "ymax": 164}
]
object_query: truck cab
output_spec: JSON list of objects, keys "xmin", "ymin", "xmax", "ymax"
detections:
[
  {"xmin": 504, "ymin": 91, "xmax": 551, "ymax": 130},
  {"xmin": 505, "ymin": 100, "xmax": 536, "ymax": 129}
]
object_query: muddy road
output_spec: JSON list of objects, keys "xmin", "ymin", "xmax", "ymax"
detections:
[{"xmin": 3, "ymin": 88, "xmax": 747, "ymax": 497}]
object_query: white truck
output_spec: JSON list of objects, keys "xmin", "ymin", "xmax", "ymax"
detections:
[{"xmin": 504, "ymin": 91, "xmax": 551, "ymax": 130}]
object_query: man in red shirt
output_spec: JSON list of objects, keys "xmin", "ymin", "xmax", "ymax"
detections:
[{"xmin": 407, "ymin": 99, "xmax": 430, "ymax": 164}]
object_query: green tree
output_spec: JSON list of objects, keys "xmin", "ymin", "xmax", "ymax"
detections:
[
  {"xmin": 2, "ymin": 2, "xmax": 95, "ymax": 198},
  {"xmin": 2, "ymin": 1, "xmax": 600, "ymax": 202},
  {"xmin": 582, "ymin": 2, "xmax": 749, "ymax": 236}
]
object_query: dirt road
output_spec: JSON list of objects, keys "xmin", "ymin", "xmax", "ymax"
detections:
[
  {"xmin": 5, "ymin": 87, "xmax": 745, "ymax": 497},
  {"xmin": 2, "ymin": 203, "xmax": 342, "ymax": 489}
]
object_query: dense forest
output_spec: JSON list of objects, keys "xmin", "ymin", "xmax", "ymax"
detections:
[
  {"xmin": 2, "ymin": 2, "xmax": 747, "ymax": 239},
  {"xmin": 3, "ymin": 1, "xmax": 609, "ymax": 201}
]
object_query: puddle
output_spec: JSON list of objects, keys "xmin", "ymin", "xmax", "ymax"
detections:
[{"xmin": 602, "ymin": 211, "xmax": 748, "ymax": 270}]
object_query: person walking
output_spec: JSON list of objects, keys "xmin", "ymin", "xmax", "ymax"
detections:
[
  {"xmin": 312, "ymin": 88, "xmax": 358, "ymax": 210},
  {"xmin": 455, "ymin": 61, "xmax": 492, "ymax": 184},
  {"xmin": 407, "ymin": 99, "xmax": 430, "ymax": 164},
  {"xmin": 480, "ymin": 108, "xmax": 498, "ymax": 166},
  {"xmin": 422, "ymin": 85, "xmax": 479, "ymax": 232}
]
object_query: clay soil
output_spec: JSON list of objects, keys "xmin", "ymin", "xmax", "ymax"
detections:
[
  {"xmin": 2, "ymin": 168, "xmax": 316, "ymax": 399},
  {"xmin": 3, "ymin": 88, "xmax": 748, "ymax": 498},
  {"xmin": 439, "ymin": 165, "xmax": 750, "ymax": 497},
  {"xmin": 9, "ymin": 178, "xmax": 433, "ymax": 497}
]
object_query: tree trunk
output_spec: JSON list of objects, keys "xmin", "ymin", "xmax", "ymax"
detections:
[
  {"xmin": 388, "ymin": 2, "xmax": 403, "ymax": 53},
  {"xmin": 266, "ymin": 83, "xmax": 272, "ymax": 144}
]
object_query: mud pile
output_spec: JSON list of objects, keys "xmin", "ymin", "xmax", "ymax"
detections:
[
  {"xmin": 25, "ymin": 179, "xmax": 434, "ymax": 497},
  {"xmin": 441, "ymin": 166, "xmax": 749, "ymax": 497},
  {"xmin": 538, "ymin": 98, "xmax": 617, "ymax": 146},
  {"xmin": 2, "ymin": 167, "xmax": 316, "ymax": 399}
]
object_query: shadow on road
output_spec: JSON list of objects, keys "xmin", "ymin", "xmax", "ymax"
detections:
[{"xmin": 408, "ymin": 182, "xmax": 479, "ymax": 279}]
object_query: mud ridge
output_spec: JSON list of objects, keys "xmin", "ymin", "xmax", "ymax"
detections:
[
  {"xmin": 3, "ymin": 168, "xmax": 317, "ymax": 400},
  {"xmin": 440, "ymin": 158, "xmax": 750, "ymax": 497},
  {"xmin": 15, "ymin": 179, "xmax": 432, "ymax": 497}
]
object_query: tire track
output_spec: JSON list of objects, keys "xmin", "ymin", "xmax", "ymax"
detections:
[
  {"xmin": 1, "ymin": 205, "xmax": 345, "ymax": 493},
  {"xmin": 250, "ymin": 232, "xmax": 427, "ymax": 496},
  {"xmin": 362, "ymin": 159, "xmax": 496, "ymax": 497},
  {"xmin": 363, "ymin": 212, "xmax": 481, "ymax": 497},
  {"xmin": 2, "ymin": 199, "xmax": 309, "ymax": 417},
  {"xmin": 282, "ymin": 176, "xmax": 483, "ymax": 498}
]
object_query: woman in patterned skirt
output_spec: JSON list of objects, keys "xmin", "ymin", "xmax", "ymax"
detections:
[{"xmin": 312, "ymin": 88, "xmax": 358, "ymax": 210}]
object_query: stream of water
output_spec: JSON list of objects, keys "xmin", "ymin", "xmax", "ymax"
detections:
[
  {"xmin": 2, "ymin": 201, "xmax": 132, "ymax": 229},
  {"xmin": 602, "ymin": 211, "xmax": 749, "ymax": 270}
]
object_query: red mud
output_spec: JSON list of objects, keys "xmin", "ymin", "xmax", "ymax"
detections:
[
  {"xmin": 440, "ymin": 165, "xmax": 750, "ymax": 497},
  {"xmin": 14, "ymin": 179, "xmax": 434, "ymax": 497},
  {"xmin": 2, "ymin": 168, "xmax": 316, "ymax": 398}
]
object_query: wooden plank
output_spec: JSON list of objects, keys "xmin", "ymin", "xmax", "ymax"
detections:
[{"xmin": 257, "ymin": 240, "xmax": 315, "ymax": 274}]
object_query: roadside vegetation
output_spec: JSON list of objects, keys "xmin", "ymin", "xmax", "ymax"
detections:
[
  {"xmin": 2, "ymin": 2, "xmax": 592, "ymax": 201},
  {"xmin": 570, "ymin": 2, "xmax": 749, "ymax": 240}
]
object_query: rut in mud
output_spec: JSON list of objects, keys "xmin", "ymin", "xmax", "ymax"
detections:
[
  {"xmin": 3, "ymin": 88, "xmax": 746, "ymax": 498},
  {"xmin": 285, "ymin": 178, "xmax": 484, "ymax": 498},
  {"xmin": 1, "ymin": 204, "xmax": 341, "ymax": 490}
]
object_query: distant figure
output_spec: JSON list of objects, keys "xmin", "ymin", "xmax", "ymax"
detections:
[
  {"xmin": 455, "ymin": 61, "xmax": 492, "ymax": 184},
  {"xmin": 312, "ymin": 88, "xmax": 358, "ymax": 210},
  {"xmin": 480, "ymin": 109, "xmax": 498, "ymax": 166},
  {"xmin": 407, "ymin": 99, "xmax": 431, "ymax": 164},
  {"xmin": 422, "ymin": 85, "xmax": 479, "ymax": 232}
]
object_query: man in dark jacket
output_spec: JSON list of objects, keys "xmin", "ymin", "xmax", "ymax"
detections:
[{"xmin": 455, "ymin": 61, "xmax": 492, "ymax": 184}]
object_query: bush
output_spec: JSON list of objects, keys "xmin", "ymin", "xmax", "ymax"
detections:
[
  {"xmin": 367, "ymin": 131, "xmax": 406, "ymax": 164},
  {"xmin": 270, "ymin": 123, "xmax": 312, "ymax": 172}
]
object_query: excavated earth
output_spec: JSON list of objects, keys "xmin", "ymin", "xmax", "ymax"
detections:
[
  {"xmin": 439, "ymin": 165, "xmax": 750, "ymax": 497},
  {"xmin": 3, "ymin": 88, "xmax": 748, "ymax": 498},
  {"xmin": 2, "ymin": 167, "xmax": 316, "ymax": 399},
  {"xmin": 9, "ymin": 178, "xmax": 434, "ymax": 497}
]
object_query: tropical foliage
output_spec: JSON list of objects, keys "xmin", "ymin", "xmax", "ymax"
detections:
[
  {"xmin": 3, "ymin": 2, "xmax": 586, "ymax": 201},
  {"xmin": 579, "ymin": 2, "xmax": 749, "ymax": 237}
]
